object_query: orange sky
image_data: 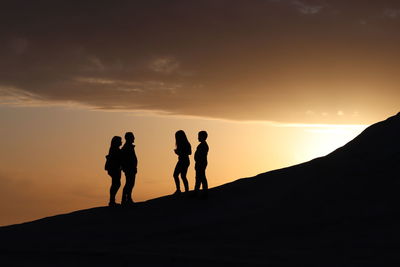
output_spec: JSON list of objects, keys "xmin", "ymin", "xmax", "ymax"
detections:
[
  {"xmin": 0, "ymin": 105, "xmax": 371, "ymax": 226},
  {"xmin": 0, "ymin": 1, "xmax": 399, "ymax": 225}
]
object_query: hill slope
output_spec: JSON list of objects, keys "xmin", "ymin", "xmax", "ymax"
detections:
[{"xmin": 1, "ymin": 113, "xmax": 400, "ymax": 266}]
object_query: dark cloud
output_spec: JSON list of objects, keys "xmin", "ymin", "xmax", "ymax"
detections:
[{"xmin": 0, "ymin": 0, "xmax": 399, "ymax": 123}]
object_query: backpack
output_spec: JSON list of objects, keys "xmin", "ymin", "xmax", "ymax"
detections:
[{"xmin": 104, "ymin": 155, "xmax": 110, "ymax": 171}]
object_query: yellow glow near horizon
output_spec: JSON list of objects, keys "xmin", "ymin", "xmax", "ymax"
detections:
[{"xmin": 287, "ymin": 124, "xmax": 368, "ymax": 163}]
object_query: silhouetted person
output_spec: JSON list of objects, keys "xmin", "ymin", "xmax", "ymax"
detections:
[
  {"xmin": 194, "ymin": 131, "xmax": 209, "ymax": 197},
  {"xmin": 121, "ymin": 132, "xmax": 138, "ymax": 206},
  {"xmin": 173, "ymin": 130, "xmax": 192, "ymax": 195},
  {"xmin": 105, "ymin": 136, "xmax": 122, "ymax": 207}
]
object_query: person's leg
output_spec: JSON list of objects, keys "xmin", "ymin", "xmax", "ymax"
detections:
[
  {"xmin": 173, "ymin": 162, "xmax": 181, "ymax": 193},
  {"xmin": 126, "ymin": 171, "xmax": 136, "ymax": 202},
  {"xmin": 194, "ymin": 167, "xmax": 201, "ymax": 192},
  {"xmin": 121, "ymin": 171, "xmax": 129, "ymax": 204},
  {"xmin": 201, "ymin": 167, "xmax": 208, "ymax": 191},
  {"xmin": 109, "ymin": 171, "xmax": 121, "ymax": 205},
  {"xmin": 197, "ymin": 167, "xmax": 208, "ymax": 198},
  {"xmin": 181, "ymin": 161, "xmax": 189, "ymax": 193}
]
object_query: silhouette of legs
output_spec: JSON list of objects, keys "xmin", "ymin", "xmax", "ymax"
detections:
[
  {"xmin": 122, "ymin": 170, "xmax": 136, "ymax": 205},
  {"xmin": 194, "ymin": 166, "xmax": 208, "ymax": 197},
  {"xmin": 181, "ymin": 166, "xmax": 189, "ymax": 192},
  {"xmin": 173, "ymin": 164, "xmax": 181, "ymax": 193},
  {"xmin": 108, "ymin": 170, "xmax": 121, "ymax": 206},
  {"xmin": 173, "ymin": 160, "xmax": 189, "ymax": 193}
]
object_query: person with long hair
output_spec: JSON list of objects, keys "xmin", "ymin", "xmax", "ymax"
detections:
[
  {"xmin": 173, "ymin": 130, "xmax": 192, "ymax": 195},
  {"xmin": 105, "ymin": 136, "xmax": 122, "ymax": 207}
]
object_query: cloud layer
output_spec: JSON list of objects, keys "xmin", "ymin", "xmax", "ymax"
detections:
[{"xmin": 1, "ymin": 0, "xmax": 400, "ymax": 123}]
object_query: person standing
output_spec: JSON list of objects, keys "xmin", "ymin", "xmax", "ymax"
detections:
[
  {"xmin": 173, "ymin": 130, "xmax": 191, "ymax": 195},
  {"xmin": 105, "ymin": 136, "xmax": 122, "ymax": 207},
  {"xmin": 121, "ymin": 132, "xmax": 138, "ymax": 206},
  {"xmin": 194, "ymin": 131, "xmax": 209, "ymax": 197}
]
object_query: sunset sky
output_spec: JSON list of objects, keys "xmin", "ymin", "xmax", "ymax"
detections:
[{"xmin": 1, "ymin": 0, "xmax": 399, "ymax": 226}]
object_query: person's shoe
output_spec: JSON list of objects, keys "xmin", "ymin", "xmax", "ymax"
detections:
[
  {"xmin": 108, "ymin": 201, "xmax": 118, "ymax": 207},
  {"xmin": 120, "ymin": 197, "xmax": 134, "ymax": 207},
  {"xmin": 126, "ymin": 198, "xmax": 135, "ymax": 206},
  {"xmin": 172, "ymin": 190, "xmax": 181, "ymax": 196},
  {"xmin": 121, "ymin": 197, "xmax": 127, "ymax": 206}
]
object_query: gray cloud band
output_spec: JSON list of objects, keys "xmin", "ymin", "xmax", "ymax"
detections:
[{"xmin": 0, "ymin": 0, "xmax": 399, "ymax": 123}]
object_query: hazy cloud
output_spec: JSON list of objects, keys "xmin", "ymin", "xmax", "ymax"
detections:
[
  {"xmin": 0, "ymin": 0, "xmax": 399, "ymax": 123},
  {"xmin": 149, "ymin": 57, "xmax": 180, "ymax": 74},
  {"xmin": 269, "ymin": 0, "xmax": 327, "ymax": 15},
  {"xmin": 85, "ymin": 57, "xmax": 106, "ymax": 72},
  {"xmin": 383, "ymin": 8, "xmax": 400, "ymax": 19},
  {"xmin": 0, "ymin": 86, "xmax": 46, "ymax": 106},
  {"xmin": 292, "ymin": 0, "xmax": 325, "ymax": 14}
]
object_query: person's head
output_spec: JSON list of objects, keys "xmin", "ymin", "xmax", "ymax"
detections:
[
  {"xmin": 125, "ymin": 132, "xmax": 135, "ymax": 144},
  {"xmin": 198, "ymin": 131, "xmax": 208, "ymax": 142},
  {"xmin": 110, "ymin": 136, "xmax": 122, "ymax": 148},
  {"xmin": 175, "ymin": 130, "xmax": 189, "ymax": 147}
]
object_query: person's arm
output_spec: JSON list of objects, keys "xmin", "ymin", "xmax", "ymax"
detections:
[{"xmin": 198, "ymin": 143, "xmax": 207, "ymax": 159}]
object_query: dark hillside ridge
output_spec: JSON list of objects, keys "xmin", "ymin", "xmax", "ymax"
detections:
[{"xmin": 251, "ymin": 112, "xmax": 400, "ymax": 221}]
